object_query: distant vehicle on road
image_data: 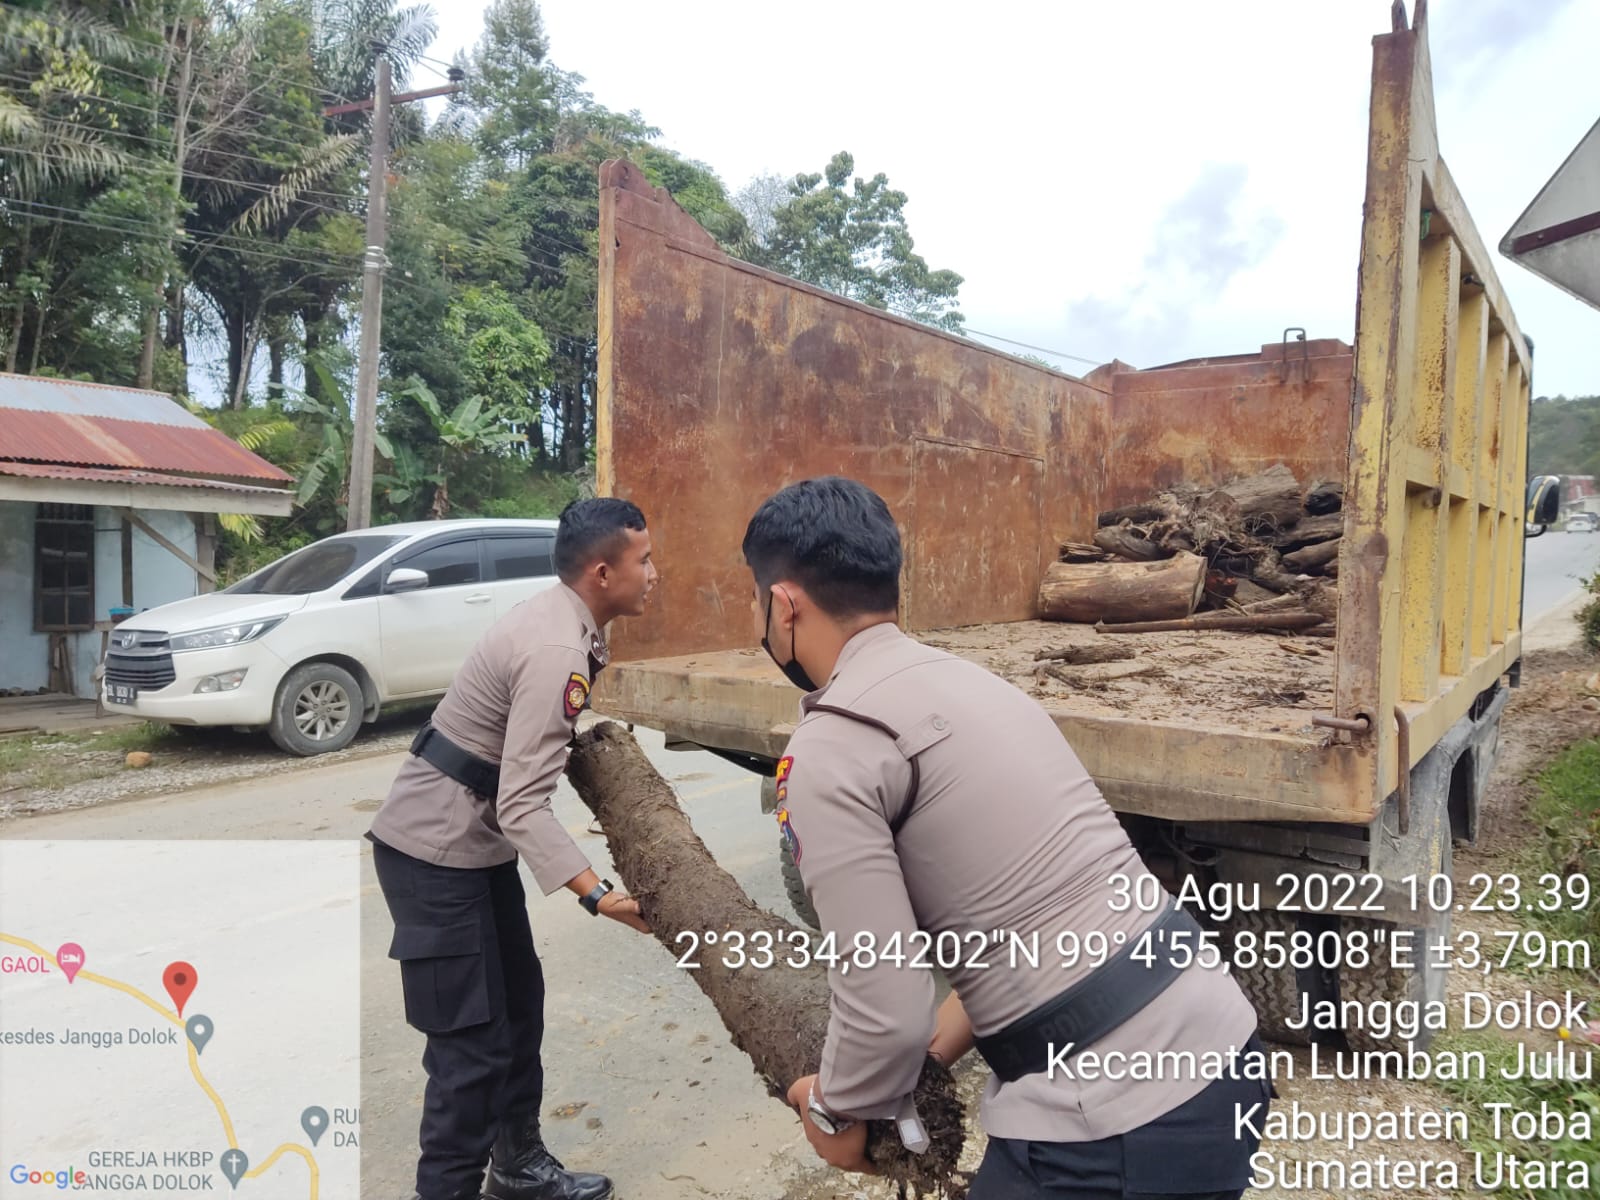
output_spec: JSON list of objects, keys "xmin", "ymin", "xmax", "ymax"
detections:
[
  {"xmin": 1568, "ymin": 512, "xmax": 1598, "ymax": 534},
  {"xmin": 101, "ymin": 519, "xmax": 560, "ymax": 755}
]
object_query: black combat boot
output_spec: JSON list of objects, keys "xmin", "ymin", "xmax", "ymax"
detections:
[{"xmin": 483, "ymin": 1110, "xmax": 612, "ymax": 1200}]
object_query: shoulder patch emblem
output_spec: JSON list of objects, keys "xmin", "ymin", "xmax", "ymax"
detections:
[
  {"xmin": 563, "ymin": 672, "xmax": 590, "ymax": 719},
  {"xmin": 776, "ymin": 805, "xmax": 801, "ymax": 864},
  {"xmin": 775, "ymin": 755, "xmax": 794, "ymax": 785}
]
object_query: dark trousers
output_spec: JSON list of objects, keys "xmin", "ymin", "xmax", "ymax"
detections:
[
  {"xmin": 968, "ymin": 1035, "xmax": 1271, "ymax": 1199},
  {"xmin": 372, "ymin": 838, "xmax": 546, "ymax": 1200}
]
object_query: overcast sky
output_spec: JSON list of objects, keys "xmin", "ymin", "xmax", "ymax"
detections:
[{"xmin": 420, "ymin": 0, "xmax": 1597, "ymax": 397}]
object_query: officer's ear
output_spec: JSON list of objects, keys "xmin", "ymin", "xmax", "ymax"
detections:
[{"xmin": 771, "ymin": 583, "xmax": 803, "ymax": 629}]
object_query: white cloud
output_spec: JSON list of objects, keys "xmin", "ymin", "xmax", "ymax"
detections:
[{"xmin": 427, "ymin": 0, "xmax": 1599, "ymax": 393}]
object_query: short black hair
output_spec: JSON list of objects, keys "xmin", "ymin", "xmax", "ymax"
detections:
[
  {"xmin": 555, "ymin": 497, "xmax": 647, "ymax": 583},
  {"xmin": 741, "ymin": 477, "xmax": 901, "ymax": 617}
]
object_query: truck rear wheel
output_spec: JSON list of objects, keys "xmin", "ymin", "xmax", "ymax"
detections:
[
  {"xmin": 1337, "ymin": 842, "xmax": 1452, "ymax": 1057},
  {"xmin": 1223, "ymin": 908, "xmax": 1314, "ymax": 1045}
]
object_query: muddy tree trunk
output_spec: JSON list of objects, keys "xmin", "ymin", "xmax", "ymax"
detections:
[
  {"xmin": 1038, "ymin": 552, "xmax": 1205, "ymax": 624},
  {"xmin": 565, "ymin": 722, "xmax": 968, "ymax": 1197}
]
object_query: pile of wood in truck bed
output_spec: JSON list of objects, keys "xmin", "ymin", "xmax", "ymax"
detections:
[
  {"xmin": 919, "ymin": 620, "xmax": 1334, "ymax": 735},
  {"xmin": 1042, "ymin": 464, "xmax": 1341, "ymax": 636}
]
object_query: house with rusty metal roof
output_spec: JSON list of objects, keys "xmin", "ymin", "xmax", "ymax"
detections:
[{"xmin": 0, "ymin": 372, "xmax": 294, "ymax": 699}]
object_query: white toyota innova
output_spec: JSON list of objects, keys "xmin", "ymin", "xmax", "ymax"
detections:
[{"xmin": 101, "ymin": 519, "xmax": 561, "ymax": 754}]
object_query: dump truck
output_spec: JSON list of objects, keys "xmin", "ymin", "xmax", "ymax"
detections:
[{"xmin": 588, "ymin": 6, "xmax": 1547, "ymax": 1054}]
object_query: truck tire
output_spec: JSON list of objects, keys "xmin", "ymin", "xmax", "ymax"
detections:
[
  {"xmin": 1223, "ymin": 908, "xmax": 1313, "ymax": 1046},
  {"xmin": 1337, "ymin": 841, "xmax": 1452, "ymax": 1057},
  {"xmin": 269, "ymin": 661, "xmax": 362, "ymax": 756},
  {"xmin": 780, "ymin": 835, "xmax": 820, "ymax": 929}
]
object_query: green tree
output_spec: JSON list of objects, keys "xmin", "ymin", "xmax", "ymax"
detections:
[{"xmin": 744, "ymin": 151, "xmax": 965, "ymax": 333}]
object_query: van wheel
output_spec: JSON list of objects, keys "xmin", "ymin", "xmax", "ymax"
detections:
[
  {"xmin": 780, "ymin": 836, "xmax": 820, "ymax": 929},
  {"xmin": 270, "ymin": 662, "xmax": 361, "ymax": 756}
]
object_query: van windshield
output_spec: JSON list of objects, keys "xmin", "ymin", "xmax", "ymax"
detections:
[{"xmin": 225, "ymin": 535, "xmax": 404, "ymax": 595}]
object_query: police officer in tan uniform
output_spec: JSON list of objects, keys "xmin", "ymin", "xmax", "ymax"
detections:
[
  {"xmin": 369, "ymin": 498, "xmax": 657, "ymax": 1200},
  {"xmin": 743, "ymin": 477, "xmax": 1271, "ymax": 1199}
]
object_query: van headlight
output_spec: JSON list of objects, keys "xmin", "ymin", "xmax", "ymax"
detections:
[{"xmin": 170, "ymin": 617, "xmax": 286, "ymax": 652}]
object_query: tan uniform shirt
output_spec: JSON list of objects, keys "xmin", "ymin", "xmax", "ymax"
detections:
[
  {"xmin": 779, "ymin": 622, "xmax": 1257, "ymax": 1142},
  {"xmin": 368, "ymin": 583, "xmax": 601, "ymax": 895}
]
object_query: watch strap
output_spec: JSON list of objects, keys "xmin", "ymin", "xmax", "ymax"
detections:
[{"xmin": 580, "ymin": 879, "xmax": 614, "ymax": 915}]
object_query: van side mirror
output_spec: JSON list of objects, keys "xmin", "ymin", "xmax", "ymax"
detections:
[
  {"xmin": 385, "ymin": 566, "xmax": 431, "ymax": 593},
  {"xmin": 1524, "ymin": 475, "xmax": 1561, "ymax": 537}
]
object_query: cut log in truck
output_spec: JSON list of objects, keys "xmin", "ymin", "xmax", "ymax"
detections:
[{"xmin": 587, "ymin": 6, "xmax": 1558, "ymax": 1059}]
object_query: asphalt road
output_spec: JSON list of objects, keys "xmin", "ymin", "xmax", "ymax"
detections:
[
  {"xmin": 1522, "ymin": 526, "xmax": 1600, "ymax": 623},
  {"xmin": 1, "ymin": 723, "xmax": 823, "ymax": 1200}
]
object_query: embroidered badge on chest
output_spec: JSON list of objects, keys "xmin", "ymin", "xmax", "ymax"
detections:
[{"xmin": 563, "ymin": 672, "xmax": 590, "ymax": 719}]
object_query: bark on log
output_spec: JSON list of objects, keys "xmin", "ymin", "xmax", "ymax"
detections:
[
  {"xmin": 1033, "ymin": 644, "xmax": 1137, "ymax": 665},
  {"xmin": 1231, "ymin": 579, "xmax": 1280, "ymax": 607},
  {"xmin": 1304, "ymin": 480, "xmax": 1345, "ymax": 515},
  {"xmin": 1091, "ymin": 526, "xmax": 1168, "ymax": 562},
  {"xmin": 1094, "ymin": 612, "xmax": 1325, "ymax": 635},
  {"xmin": 565, "ymin": 723, "xmax": 967, "ymax": 1196},
  {"xmin": 1038, "ymin": 552, "xmax": 1205, "ymax": 624},
  {"xmin": 1301, "ymin": 583, "xmax": 1338, "ymax": 623},
  {"xmin": 1282, "ymin": 538, "xmax": 1341, "ymax": 573},
  {"xmin": 1203, "ymin": 464, "xmax": 1303, "ymax": 536},
  {"xmin": 1058, "ymin": 541, "xmax": 1108, "ymax": 564},
  {"xmin": 1096, "ymin": 501, "xmax": 1177, "ymax": 528},
  {"xmin": 1268, "ymin": 513, "xmax": 1344, "ymax": 550},
  {"xmin": 1241, "ymin": 593, "xmax": 1306, "ymax": 615}
]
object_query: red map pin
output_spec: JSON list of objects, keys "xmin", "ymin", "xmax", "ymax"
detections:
[{"xmin": 163, "ymin": 962, "xmax": 198, "ymax": 1017}]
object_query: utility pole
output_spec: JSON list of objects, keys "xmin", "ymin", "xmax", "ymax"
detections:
[
  {"xmin": 346, "ymin": 49, "xmax": 389, "ymax": 532},
  {"xmin": 329, "ymin": 51, "xmax": 464, "ymax": 531}
]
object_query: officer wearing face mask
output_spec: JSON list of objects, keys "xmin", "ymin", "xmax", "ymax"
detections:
[{"xmin": 744, "ymin": 477, "xmax": 1271, "ymax": 1200}]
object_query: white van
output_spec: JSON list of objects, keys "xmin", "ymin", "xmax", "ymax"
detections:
[{"xmin": 101, "ymin": 519, "xmax": 562, "ymax": 755}]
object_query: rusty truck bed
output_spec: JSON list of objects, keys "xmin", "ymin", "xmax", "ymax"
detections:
[
  {"xmin": 594, "ymin": 622, "xmax": 1361, "ymax": 825},
  {"xmin": 592, "ymin": 11, "xmax": 1532, "ymax": 830}
]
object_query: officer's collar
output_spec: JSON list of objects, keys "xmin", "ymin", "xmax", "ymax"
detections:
[
  {"xmin": 807, "ymin": 620, "xmax": 903, "ymax": 699},
  {"xmin": 558, "ymin": 583, "xmax": 605, "ymax": 647}
]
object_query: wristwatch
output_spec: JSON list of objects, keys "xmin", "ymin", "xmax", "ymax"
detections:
[
  {"xmin": 579, "ymin": 879, "xmax": 614, "ymax": 915},
  {"xmin": 807, "ymin": 1085, "xmax": 854, "ymax": 1136}
]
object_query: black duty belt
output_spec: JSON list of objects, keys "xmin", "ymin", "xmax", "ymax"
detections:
[
  {"xmin": 411, "ymin": 720, "xmax": 500, "ymax": 800},
  {"xmin": 974, "ymin": 903, "xmax": 1202, "ymax": 1083}
]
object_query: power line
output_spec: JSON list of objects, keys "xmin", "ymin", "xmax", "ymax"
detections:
[
  {"xmin": 4, "ymin": 8, "xmax": 361, "ymax": 107},
  {"xmin": 963, "ymin": 328, "xmax": 1103, "ymax": 368},
  {"xmin": 0, "ymin": 63, "xmax": 368, "ymax": 168},
  {"xmin": 3, "ymin": 197, "xmax": 365, "ymax": 275},
  {"xmin": 0, "ymin": 141, "xmax": 365, "ymax": 223}
]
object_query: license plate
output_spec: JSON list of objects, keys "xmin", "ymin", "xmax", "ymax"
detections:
[{"xmin": 107, "ymin": 683, "xmax": 137, "ymax": 706}]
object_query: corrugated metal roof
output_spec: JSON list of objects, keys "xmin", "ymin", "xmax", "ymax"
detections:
[
  {"xmin": 0, "ymin": 379, "xmax": 292, "ymax": 483},
  {"xmin": 0, "ymin": 461, "xmax": 292, "ymax": 495},
  {"xmin": 0, "ymin": 371, "xmax": 210, "ymax": 427}
]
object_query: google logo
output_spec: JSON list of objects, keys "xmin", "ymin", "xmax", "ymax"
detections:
[{"xmin": 9, "ymin": 1164, "xmax": 84, "ymax": 1188}]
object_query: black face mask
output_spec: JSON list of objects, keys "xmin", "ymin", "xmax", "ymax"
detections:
[{"xmin": 762, "ymin": 588, "xmax": 819, "ymax": 692}]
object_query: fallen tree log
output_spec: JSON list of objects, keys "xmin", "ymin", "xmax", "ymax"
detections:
[
  {"xmin": 1096, "ymin": 500, "xmax": 1178, "ymax": 528},
  {"xmin": 1038, "ymin": 552, "xmax": 1205, "ymax": 624},
  {"xmin": 1202, "ymin": 464, "xmax": 1303, "ymax": 536},
  {"xmin": 1093, "ymin": 611, "xmax": 1325, "ymax": 635},
  {"xmin": 565, "ymin": 722, "xmax": 968, "ymax": 1196},
  {"xmin": 1091, "ymin": 526, "xmax": 1167, "ymax": 561},
  {"xmin": 1268, "ymin": 512, "xmax": 1344, "ymax": 550},
  {"xmin": 1303, "ymin": 480, "xmax": 1345, "ymax": 515},
  {"xmin": 1282, "ymin": 537, "xmax": 1341, "ymax": 573}
]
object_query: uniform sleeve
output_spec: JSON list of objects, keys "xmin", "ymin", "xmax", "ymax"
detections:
[
  {"xmin": 783, "ymin": 716, "xmax": 935, "ymax": 1121},
  {"xmin": 495, "ymin": 642, "xmax": 593, "ymax": 894}
]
